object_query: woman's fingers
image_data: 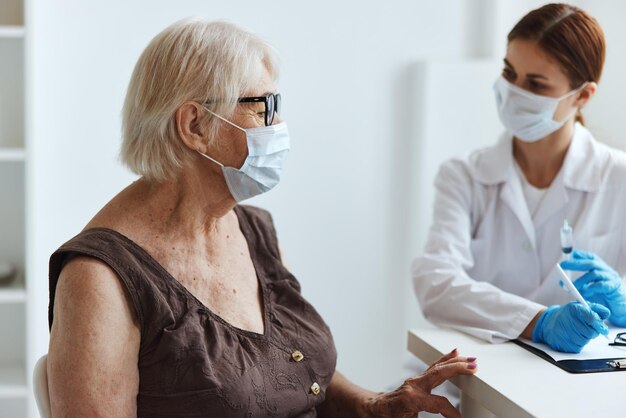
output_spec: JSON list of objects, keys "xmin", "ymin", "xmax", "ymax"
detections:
[
  {"xmin": 427, "ymin": 348, "xmax": 458, "ymax": 370},
  {"xmin": 388, "ymin": 351, "xmax": 477, "ymax": 417},
  {"xmin": 376, "ymin": 355, "xmax": 476, "ymax": 418},
  {"xmin": 561, "ymin": 259, "xmax": 599, "ymax": 272},
  {"xmin": 421, "ymin": 394, "xmax": 461, "ymax": 418},
  {"xmin": 439, "ymin": 355, "xmax": 477, "ymax": 366},
  {"xmin": 572, "ymin": 249, "xmax": 596, "ymax": 260},
  {"xmin": 416, "ymin": 360, "xmax": 478, "ymax": 390}
]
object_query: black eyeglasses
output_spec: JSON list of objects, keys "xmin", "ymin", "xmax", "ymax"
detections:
[
  {"xmin": 237, "ymin": 93, "xmax": 281, "ymax": 127},
  {"xmin": 609, "ymin": 332, "xmax": 626, "ymax": 347}
]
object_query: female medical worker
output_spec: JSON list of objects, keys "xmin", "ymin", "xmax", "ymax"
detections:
[{"xmin": 412, "ymin": 3, "xmax": 626, "ymax": 353}]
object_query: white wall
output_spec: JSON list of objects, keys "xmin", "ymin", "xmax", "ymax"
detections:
[{"xmin": 26, "ymin": 1, "xmax": 626, "ymax": 412}]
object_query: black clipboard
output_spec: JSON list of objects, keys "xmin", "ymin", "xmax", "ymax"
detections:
[{"xmin": 513, "ymin": 339, "xmax": 626, "ymax": 373}]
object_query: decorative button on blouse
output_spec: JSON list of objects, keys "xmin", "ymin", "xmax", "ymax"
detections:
[
  {"xmin": 310, "ymin": 382, "xmax": 321, "ymax": 395},
  {"xmin": 292, "ymin": 350, "xmax": 304, "ymax": 362}
]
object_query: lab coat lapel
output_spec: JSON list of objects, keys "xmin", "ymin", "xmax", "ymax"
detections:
[
  {"xmin": 562, "ymin": 123, "xmax": 609, "ymax": 193},
  {"xmin": 471, "ymin": 132, "xmax": 538, "ymax": 248},
  {"xmin": 500, "ymin": 168, "xmax": 537, "ymax": 249},
  {"xmin": 533, "ymin": 123, "xmax": 609, "ymax": 227}
]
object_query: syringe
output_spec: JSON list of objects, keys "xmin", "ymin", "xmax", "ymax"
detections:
[
  {"xmin": 560, "ymin": 220, "xmax": 573, "ymax": 261},
  {"xmin": 560, "ymin": 220, "xmax": 574, "ymax": 288}
]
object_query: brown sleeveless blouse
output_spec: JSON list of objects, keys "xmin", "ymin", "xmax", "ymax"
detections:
[{"xmin": 48, "ymin": 205, "xmax": 337, "ymax": 417}]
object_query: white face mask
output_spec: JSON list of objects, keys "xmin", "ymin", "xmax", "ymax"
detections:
[
  {"xmin": 493, "ymin": 76, "xmax": 585, "ymax": 142},
  {"xmin": 198, "ymin": 110, "xmax": 290, "ymax": 202}
]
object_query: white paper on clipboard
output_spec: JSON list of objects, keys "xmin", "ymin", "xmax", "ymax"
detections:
[{"xmin": 519, "ymin": 326, "xmax": 626, "ymax": 361}]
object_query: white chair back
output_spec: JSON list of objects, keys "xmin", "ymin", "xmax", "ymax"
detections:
[{"xmin": 33, "ymin": 354, "xmax": 51, "ymax": 418}]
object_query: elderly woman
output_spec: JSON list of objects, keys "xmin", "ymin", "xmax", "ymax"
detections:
[{"xmin": 47, "ymin": 19, "xmax": 477, "ymax": 417}]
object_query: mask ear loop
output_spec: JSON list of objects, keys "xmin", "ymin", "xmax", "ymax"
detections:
[
  {"xmin": 561, "ymin": 82, "xmax": 589, "ymax": 101},
  {"xmin": 196, "ymin": 104, "xmax": 247, "ymax": 167},
  {"xmin": 197, "ymin": 150, "xmax": 224, "ymax": 167},
  {"xmin": 554, "ymin": 82, "xmax": 590, "ymax": 123},
  {"xmin": 567, "ymin": 82, "xmax": 590, "ymax": 123},
  {"xmin": 203, "ymin": 106, "xmax": 247, "ymax": 133}
]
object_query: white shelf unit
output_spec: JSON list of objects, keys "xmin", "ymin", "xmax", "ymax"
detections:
[
  {"xmin": 0, "ymin": 148, "xmax": 25, "ymax": 162},
  {"xmin": 0, "ymin": 275, "xmax": 26, "ymax": 304},
  {"xmin": 0, "ymin": 303, "xmax": 26, "ymax": 418},
  {"xmin": 0, "ymin": 0, "xmax": 27, "ymax": 416},
  {"xmin": 0, "ymin": 26, "xmax": 25, "ymax": 38}
]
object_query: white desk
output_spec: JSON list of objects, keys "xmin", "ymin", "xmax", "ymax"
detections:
[{"xmin": 408, "ymin": 327, "xmax": 625, "ymax": 418}]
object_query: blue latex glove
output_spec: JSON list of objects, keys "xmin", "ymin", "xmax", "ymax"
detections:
[
  {"xmin": 532, "ymin": 302, "xmax": 610, "ymax": 353},
  {"xmin": 561, "ymin": 249, "xmax": 626, "ymax": 327}
]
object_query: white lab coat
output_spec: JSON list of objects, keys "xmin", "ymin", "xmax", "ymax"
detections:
[{"xmin": 412, "ymin": 123, "xmax": 626, "ymax": 342}]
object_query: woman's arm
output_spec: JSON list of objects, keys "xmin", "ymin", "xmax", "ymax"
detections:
[
  {"xmin": 48, "ymin": 256, "xmax": 141, "ymax": 417},
  {"xmin": 521, "ymin": 309, "xmax": 546, "ymax": 339},
  {"xmin": 317, "ymin": 349, "xmax": 477, "ymax": 418},
  {"xmin": 413, "ymin": 160, "xmax": 545, "ymax": 342},
  {"xmin": 314, "ymin": 371, "xmax": 373, "ymax": 418}
]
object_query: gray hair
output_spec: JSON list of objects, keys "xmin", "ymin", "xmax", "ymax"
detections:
[{"xmin": 120, "ymin": 19, "xmax": 279, "ymax": 181}]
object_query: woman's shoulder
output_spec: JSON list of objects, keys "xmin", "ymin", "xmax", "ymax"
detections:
[
  {"xmin": 47, "ymin": 231, "xmax": 147, "ymax": 372},
  {"xmin": 596, "ymin": 135, "xmax": 626, "ymax": 168},
  {"xmin": 581, "ymin": 128, "xmax": 626, "ymax": 187},
  {"xmin": 49, "ymin": 228, "xmax": 148, "ymax": 328},
  {"xmin": 81, "ymin": 179, "xmax": 157, "ymax": 233},
  {"xmin": 54, "ymin": 227, "xmax": 129, "ymax": 251},
  {"xmin": 545, "ymin": 124, "xmax": 626, "ymax": 194},
  {"xmin": 51, "ymin": 227, "xmax": 146, "ymax": 275},
  {"xmin": 437, "ymin": 137, "xmax": 510, "ymax": 189},
  {"xmin": 53, "ymin": 253, "xmax": 137, "ymax": 322},
  {"xmin": 604, "ymin": 146, "xmax": 626, "ymax": 187}
]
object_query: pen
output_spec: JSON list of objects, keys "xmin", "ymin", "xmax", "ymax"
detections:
[
  {"xmin": 556, "ymin": 264, "xmax": 609, "ymax": 340},
  {"xmin": 556, "ymin": 264, "xmax": 588, "ymax": 308}
]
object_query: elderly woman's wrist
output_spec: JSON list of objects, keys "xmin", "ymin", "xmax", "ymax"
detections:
[{"xmin": 358, "ymin": 391, "xmax": 382, "ymax": 418}]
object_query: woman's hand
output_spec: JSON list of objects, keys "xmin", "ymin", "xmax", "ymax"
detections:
[
  {"xmin": 531, "ymin": 302, "xmax": 609, "ymax": 353},
  {"xmin": 363, "ymin": 349, "xmax": 477, "ymax": 418},
  {"xmin": 561, "ymin": 249, "xmax": 626, "ymax": 326}
]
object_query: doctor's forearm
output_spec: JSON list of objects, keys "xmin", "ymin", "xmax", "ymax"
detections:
[{"xmin": 520, "ymin": 309, "xmax": 546, "ymax": 339}]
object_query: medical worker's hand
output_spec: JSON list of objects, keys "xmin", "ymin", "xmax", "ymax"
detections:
[
  {"xmin": 561, "ymin": 249, "xmax": 626, "ymax": 327},
  {"xmin": 532, "ymin": 302, "xmax": 610, "ymax": 353}
]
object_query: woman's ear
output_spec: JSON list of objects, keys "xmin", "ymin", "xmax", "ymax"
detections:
[
  {"xmin": 176, "ymin": 102, "xmax": 210, "ymax": 152},
  {"xmin": 574, "ymin": 82, "xmax": 597, "ymax": 109}
]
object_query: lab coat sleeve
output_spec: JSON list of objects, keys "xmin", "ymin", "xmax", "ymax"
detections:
[{"xmin": 412, "ymin": 159, "xmax": 545, "ymax": 342}]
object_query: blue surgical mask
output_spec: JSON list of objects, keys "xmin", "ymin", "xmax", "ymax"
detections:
[
  {"xmin": 198, "ymin": 110, "xmax": 290, "ymax": 202},
  {"xmin": 493, "ymin": 76, "xmax": 585, "ymax": 142}
]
